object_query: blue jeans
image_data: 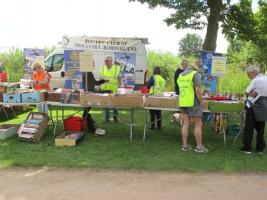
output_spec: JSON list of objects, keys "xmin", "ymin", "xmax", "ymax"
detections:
[{"xmin": 104, "ymin": 108, "xmax": 118, "ymax": 121}]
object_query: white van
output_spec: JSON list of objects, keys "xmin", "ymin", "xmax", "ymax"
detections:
[{"xmin": 45, "ymin": 35, "xmax": 149, "ymax": 89}]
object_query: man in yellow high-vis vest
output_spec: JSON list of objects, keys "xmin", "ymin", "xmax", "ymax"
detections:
[
  {"xmin": 177, "ymin": 64, "xmax": 208, "ymax": 153},
  {"xmin": 100, "ymin": 56, "xmax": 121, "ymax": 123}
]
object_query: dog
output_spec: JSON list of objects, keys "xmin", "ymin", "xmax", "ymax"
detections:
[{"xmin": 171, "ymin": 112, "xmax": 183, "ymax": 125}]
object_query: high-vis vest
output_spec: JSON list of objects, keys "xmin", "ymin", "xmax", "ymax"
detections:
[
  {"xmin": 149, "ymin": 75, "xmax": 166, "ymax": 94},
  {"xmin": 100, "ymin": 65, "xmax": 120, "ymax": 93},
  {"xmin": 32, "ymin": 70, "xmax": 51, "ymax": 91},
  {"xmin": 177, "ymin": 71, "xmax": 197, "ymax": 107}
]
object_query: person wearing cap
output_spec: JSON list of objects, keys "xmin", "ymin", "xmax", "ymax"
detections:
[
  {"xmin": 174, "ymin": 60, "xmax": 188, "ymax": 95},
  {"xmin": 240, "ymin": 65, "xmax": 267, "ymax": 154},
  {"xmin": 194, "ymin": 59, "xmax": 208, "ymax": 81},
  {"xmin": 147, "ymin": 66, "xmax": 166, "ymax": 130},
  {"xmin": 32, "ymin": 62, "xmax": 51, "ymax": 91},
  {"xmin": 177, "ymin": 63, "xmax": 208, "ymax": 153},
  {"xmin": 100, "ymin": 56, "xmax": 121, "ymax": 123}
]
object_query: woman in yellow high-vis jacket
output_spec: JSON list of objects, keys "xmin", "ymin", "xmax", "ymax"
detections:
[{"xmin": 147, "ymin": 66, "xmax": 166, "ymax": 130}]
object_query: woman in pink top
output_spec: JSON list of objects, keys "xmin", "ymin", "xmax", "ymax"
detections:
[{"xmin": 0, "ymin": 60, "xmax": 8, "ymax": 82}]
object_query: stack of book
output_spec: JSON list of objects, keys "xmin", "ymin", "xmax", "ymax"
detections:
[{"xmin": 18, "ymin": 112, "xmax": 48, "ymax": 141}]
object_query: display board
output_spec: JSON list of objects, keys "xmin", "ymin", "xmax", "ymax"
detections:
[
  {"xmin": 23, "ymin": 48, "xmax": 45, "ymax": 77},
  {"xmin": 200, "ymin": 51, "xmax": 226, "ymax": 95}
]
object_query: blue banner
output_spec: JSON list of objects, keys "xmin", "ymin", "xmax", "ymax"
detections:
[
  {"xmin": 200, "ymin": 50, "xmax": 223, "ymax": 95},
  {"xmin": 64, "ymin": 50, "xmax": 83, "ymax": 72}
]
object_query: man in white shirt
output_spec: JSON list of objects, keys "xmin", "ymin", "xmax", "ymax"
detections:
[{"xmin": 240, "ymin": 65, "xmax": 267, "ymax": 154}]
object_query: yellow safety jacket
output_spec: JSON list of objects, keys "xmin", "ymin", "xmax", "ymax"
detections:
[
  {"xmin": 100, "ymin": 65, "xmax": 120, "ymax": 93},
  {"xmin": 177, "ymin": 71, "xmax": 197, "ymax": 107},
  {"xmin": 149, "ymin": 75, "xmax": 166, "ymax": 94}
]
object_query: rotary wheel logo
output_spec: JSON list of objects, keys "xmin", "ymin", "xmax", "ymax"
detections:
[{"xmin": 69, "ymin": 51, "xmax": 79, "ymax": 61}]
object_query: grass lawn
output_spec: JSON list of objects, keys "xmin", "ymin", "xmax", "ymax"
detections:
[{"xmin": 0, "ymin": 106, "xmax": 266, "ymax": 172}]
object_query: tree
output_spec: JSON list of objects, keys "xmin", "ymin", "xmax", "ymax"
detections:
[
  {"xmin": 178, "ymin": 33, "xmax": 203, "ymax": 56},
  {"xmin": 129, "ymin": 0, "xmax": 231, "ymax": 51},
  {"xmin": 222, "ymin": 0, "xmax": 267, "ymax": 68}
]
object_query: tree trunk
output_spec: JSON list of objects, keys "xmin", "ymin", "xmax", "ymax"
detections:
[{"xmin": 202, "ymin": 0, "xmax": 222, "ymax": 51}]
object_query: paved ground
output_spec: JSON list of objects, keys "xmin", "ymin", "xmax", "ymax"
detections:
[{"xmin": 0, "ymin": 168, "xmax": 267, "ymax": 200}]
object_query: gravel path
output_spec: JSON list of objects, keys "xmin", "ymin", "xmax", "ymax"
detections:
[{"xmin": 0, "ymin": 168, "xmax": 267, "ymax": 200}]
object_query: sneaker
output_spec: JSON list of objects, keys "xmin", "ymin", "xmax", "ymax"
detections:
[
  {"xmin": 194, "ymin": 145, "xmax": 209, "ymax": 153},
  {"xmin": 239, "ymin": 147, "xmax": 252, "ymax": 154},
  {"xmin": 181, "ymin": 144, "xmax": 192, "ymax": 151},
  {"xmin": 95, "ymin": 128, "xmax": 105, "ymax": 136}
]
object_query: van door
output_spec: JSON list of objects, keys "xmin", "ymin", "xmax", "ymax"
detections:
[{"xmin": 45, "ymin": 54, "xmax": 65, "ymax": 89}]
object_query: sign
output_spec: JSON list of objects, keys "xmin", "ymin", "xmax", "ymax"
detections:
[
  {"xmin": 23, "ymin": 48, "xmax": 45, "ymax": 75},
  {"xmin": 62, "ymin": 36, "xmax": 146, "ymax": 53},
  {"xmin": 200, "ymin": 51, "xmax": 220, "ymax": 95},
  {"xmin": 64, "ymin": 50, "xmax": 83, "ymax": 72},
  {"xmin": 115, "ymin": 52, "xmax": 136, "ymax": 87},
  {"xmin": 79, "ymin": 51, "xmax": 94, "ymax": 72},
  {"xmin": 211, "ymin": 56, "xmax": 227, "ymax": 76}
]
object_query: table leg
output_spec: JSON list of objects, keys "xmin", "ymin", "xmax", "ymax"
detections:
[
  {"xmin": 223, "ymin": 127, "xmax": 226, "ymax": 146},
  {"xmin": 234, "ymin": 111, "xmax": 244, "ymax": 143},
  {"xmin": 53, "ymin": 105, "xmax": 59, "ymax": 138},
  {"xmin": 143, "ymin": 109, "xmax": 148, "ymax": 143},
  {"xmin": 49, "ymin": 105, "xmax": 54, "ymax": 126},
  {"xmin": 62, "ymin": 107, "xmax": 65, "ymax": 122}
]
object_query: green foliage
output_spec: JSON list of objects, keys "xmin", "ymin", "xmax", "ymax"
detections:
[
  {"xmin": 223, "ymin": 1, "xmax": 267, "ymax": 67},
  {"xmin": 218, "ymin": 64, "xmax": 250, "ymax": 93},
  {"xmin": 179, "ymin": 33, "xmax": 203, "ymax": 56},
  {"xmin": 0, "ymin": 49, "xmax": 25, "ymax": 82},
  {"xmin": 222, "ymin": 0, "xmax": 255, "ymax": 41},
  {"xmin": 227, "ymin": 39, "xmax": 267, "ymax": 72}
]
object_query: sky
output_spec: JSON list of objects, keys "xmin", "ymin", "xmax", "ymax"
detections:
[{"xmin": 0, "ymin": 0, "xmax": 228, "ymax": 54}]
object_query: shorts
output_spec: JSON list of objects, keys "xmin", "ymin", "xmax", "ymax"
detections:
[{"xmin": 180, "ymin": 105, "xmax": 203, "ymax": 117}]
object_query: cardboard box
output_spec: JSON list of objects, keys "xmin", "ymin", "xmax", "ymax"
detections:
[
  {"xmin": 17, "ymin": 112, "xmax": 49, "ymax": 142},
  {"xmin": 0, "ymin": 93, "xmax": 3, "ymax": 102},
  {"xmin": 70, "ymin": 92, "xmax": 80, "ymax": 104},
  {"xmin": 80, "ymin": 93, "xmax": 111, "ymax": 106},
  {"xmin": 0, "ymin": 124, "xmax": 19, "ymax": 140},
  {"xmin": 55, "ymin": 131, "xmax": 85, "ymax": 147},
  {"xmin": 21, "ymin": 92, "xmax": 45, "ymax": 103},
  {"xmin": 0, "ymin": 86, "xmax": 6, "ymax": 93},
  {"xmin": 46, "ymin": 92, "xmax": 62, "ymax": 102},
  {"xmin": 111, "ymin": 94, "xmax": 144, "ymax": 108},
  {"xmin": 3, "ymin": 93, "xmax": 21, "ymax": 103},
  {"xmin": 144, "ymin": 95, "xmax": 178, "ymax": 108}
]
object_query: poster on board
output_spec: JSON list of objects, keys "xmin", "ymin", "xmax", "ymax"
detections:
[
  {"xmin": 115, "ymin": 52, "xmax": 136, "ymax": 88},
  {"xmin": 200, "ymin": 50, "xmax": 223, "ymax": 95},
  {"xmin": 211, "ymin": 56, "xmax": 227, "ymax": 76},
  {"xmin": 64, "ymin": 50, "xmax": 84, "ymax": 89},
  {"xmin": 23, "ymin": 48, "xmax": 45, "ymax": 76},
  {"xmin": 79, "ymin": 51, "xmax": 94, "ymax": 72}
]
